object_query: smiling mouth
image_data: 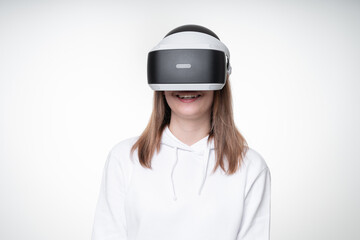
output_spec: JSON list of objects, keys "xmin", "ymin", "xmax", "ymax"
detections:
[
  {"xmin": 176, "ymin": 94, "xmax": 201, "ymax": 99},
  {"xmin": 174, "ymin": 92, "xmax": 202, "ymax": 103}
]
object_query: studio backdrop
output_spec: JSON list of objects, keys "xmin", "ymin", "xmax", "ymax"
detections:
[{"xmin": 0, "ymin": 0, "xmax": 359, "ymax": 239}]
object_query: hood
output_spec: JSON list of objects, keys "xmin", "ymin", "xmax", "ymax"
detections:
[{"xmin": 161, "ymin": 126, "xmax": 215, "ymax": 201}]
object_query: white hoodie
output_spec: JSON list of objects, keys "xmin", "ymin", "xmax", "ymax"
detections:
[{"xmin": 91, "ymin": 127, "xmax": 271, "ymax": 240}]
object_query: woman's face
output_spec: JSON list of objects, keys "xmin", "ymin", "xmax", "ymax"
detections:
[{"xmin": 164, "ymin": 91, "xmax": 214, "ymax": 121}]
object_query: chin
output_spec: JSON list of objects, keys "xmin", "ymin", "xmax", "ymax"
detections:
[
  {"xmin": 173, "ymin": 108, "xmax": 209, "ymax": 120},
  {"xmin": 164, "ymin": 91, "xmax": 214, "ymax": 120}
]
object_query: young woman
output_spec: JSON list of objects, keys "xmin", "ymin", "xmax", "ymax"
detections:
[{"xmin": 91, "ymin": 25, "xmax": 271, "ymax": 240}]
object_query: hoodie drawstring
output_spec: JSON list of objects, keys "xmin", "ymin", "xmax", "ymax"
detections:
[
  {"xmin": 171, "ymin": 146, "xmax": 179, "ymax": 201},
  {"xmin": 198, "ymin": 147, "xmax": 211, "ymax": 196},
  {"xmin": 170, "ymin": 145, "xmax": 211, "ymax": 201}
]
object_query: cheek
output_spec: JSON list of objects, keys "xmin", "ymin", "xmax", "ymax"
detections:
[
  {"xmin": 164, "ymin": 93, "xmax": 175, "ymax": 108},
  {"xmin": 204, "ymin": 93, "xmax": 214, "ymax": 110}
]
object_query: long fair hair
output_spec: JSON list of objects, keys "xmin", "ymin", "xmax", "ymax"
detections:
[{"xmin": 131, "ymin": 80, "xmax": 248, "ymax": 175}]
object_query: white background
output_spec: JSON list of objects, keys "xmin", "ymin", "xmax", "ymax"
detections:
[{"xmin": 1, "ymin": 0, "xmax": 359, "ymax": 239}]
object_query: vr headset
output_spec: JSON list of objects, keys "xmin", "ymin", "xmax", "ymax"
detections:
[{"xmin": 147, "ymin": 24, "xmax": 232, "ymax": 91}]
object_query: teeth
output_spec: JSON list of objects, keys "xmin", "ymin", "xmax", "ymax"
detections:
[{"xmin": 177, "ymin": 95, "xmax": 199, "ymax": 99}]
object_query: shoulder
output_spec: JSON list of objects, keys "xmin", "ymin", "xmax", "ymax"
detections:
[
  {"xmin": 101, "ymin": 137, "xmax": 139, "ymax": 189},
  {"xmin": 241, "ymin": 147, "xmax": 271, "ymax": 195},
  {"xmin": 105, "ymin": 136, "xmax": 140, "ymax": 168},
  {"xmin": 109, "ymin": 136, "xmax": 139, "ymax": 157},
  {"xmin": 242, "ymin": 147, "xmax": 269, "ymax": 175}
]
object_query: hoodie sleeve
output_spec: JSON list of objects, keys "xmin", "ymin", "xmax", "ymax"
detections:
[
  {"xmin": 91, "ymin": 148, "xmax": 128, "ymax": 240},
  {"xmin": 237, "ymin": 167, "xmax": 271, "ymax": 240}
]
